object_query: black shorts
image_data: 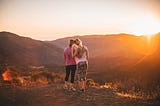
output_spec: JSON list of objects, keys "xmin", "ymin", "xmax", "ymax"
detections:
[
  {"xmin": 65, "ymin": 65, "xmax": 77, "ymax": 83},
  {"xmin": 65, "ymin": 65, "xmax": 77, "ymax": 71}
]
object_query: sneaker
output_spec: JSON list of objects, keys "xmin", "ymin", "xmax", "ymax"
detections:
[
  {"xmin": 70, "ymin": 87, "xmax": 76, "ymax": 91},
  {"xmin": 63, "ymin": 84, "xmax": 68, "ymax": 89}
]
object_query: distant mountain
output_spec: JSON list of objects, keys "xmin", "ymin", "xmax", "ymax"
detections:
[
  {"xmin": 50, "ymin": 34, "xmax": 149, "ymax": 58},
  {"xmin": 0, "ymin": 31, "xmax": 63, "ymax": 66},
  {"xmin": 50, "ymin": 34, "xmax": 150, "ymax": 71},
  {"xmin": 50, "ymin": 33, "xmax": 160, "ymax": 83},
  {"xmin": 1, "ymin": 31, "xmax": 160, "ymax": 83}
]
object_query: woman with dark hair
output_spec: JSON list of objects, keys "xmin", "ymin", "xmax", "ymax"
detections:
[{"xmin": 63, "ymin": 39, "xmax": 76, "ymax": 91}]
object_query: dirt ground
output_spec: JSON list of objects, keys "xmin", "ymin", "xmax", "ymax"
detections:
[{"xmin": 0, "ymin": 83, "xmax": 160, "ymax": 106}]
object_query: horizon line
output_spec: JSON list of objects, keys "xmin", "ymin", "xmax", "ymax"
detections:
[{"xmin": 0, "ymin": 30, "xmax": 159, "ymax": 41}]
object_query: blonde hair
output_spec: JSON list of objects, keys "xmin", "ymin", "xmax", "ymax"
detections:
[{"xmin": 75, "ymin": 38, "xmax": 83, "ymax": 47}]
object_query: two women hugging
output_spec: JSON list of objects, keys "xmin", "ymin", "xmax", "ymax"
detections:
[{"xmin": 63, "ymin": 39, "xmax": 89, "ymax": 92}]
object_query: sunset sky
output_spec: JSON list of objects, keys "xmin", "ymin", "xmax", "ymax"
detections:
[{"xmin": 0, "ymin": 0, "xmax": 160, "ymax": 40}]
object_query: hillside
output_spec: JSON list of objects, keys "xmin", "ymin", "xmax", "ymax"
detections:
[
  {"xmin": 0, "ymin": 31, "xmax": 64, "ymax": 66},
  {"xmin": 50, "ymin": 33, "xmax": 160, "ymax": 92},
  {"xmin": 0, "ymin": 32, "xmax": 160, "ymax": 105},
  {"xmin": 50, "ymin": 34, "xmax": 149, "ymax": 58},
  {"xmin": 1, "ymin": 31, "xmax": 160, "ymax": 84},
  {"xmin": 49, "ymin": 34, "xmax": 148, "ymax": 82}
]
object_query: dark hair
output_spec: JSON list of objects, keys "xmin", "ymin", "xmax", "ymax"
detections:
[
  {"xmin": 70, "ymin": 39, "xmax": 75, "ymax": 43},
  {"xmin": 69, "ymin": 39, "xmax": 75, "ymax": 47}
]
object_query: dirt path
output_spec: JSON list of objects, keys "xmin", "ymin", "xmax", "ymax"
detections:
[{"xmin": 0, "ymin": 83, "xmax": 160, "ymax": 106}]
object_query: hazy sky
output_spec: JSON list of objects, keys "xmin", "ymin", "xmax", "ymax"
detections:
[{"xmin": 0, "ymin": 0, "xmax": 160, "ymax": 40}]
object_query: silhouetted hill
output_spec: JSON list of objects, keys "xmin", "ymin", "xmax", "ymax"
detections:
[
  {"xmin": 50, "ymin": 33, "xmax": 160, "ymax": 84},
  {"xmin": 51, "ymin": 33, "xmax": 149, "ymax": 58},
  {"xmin": 50, "ymin": 34, "xmax": 149, "ymax": 70},
  {"xmin": 0, "ymin": 31, "xmax": 63, "ymax": 66},
  {"xmin": 1, "ymin": 31, "xmax": 160, "ymax": 85}
]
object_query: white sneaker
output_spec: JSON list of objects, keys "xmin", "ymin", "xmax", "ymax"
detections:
[
  {"xmin": 63, "ymin": 84, "xmax": 68, "ymax": 89},
  {"xmin": 70, "ymin": 87, "xmax": 76, "ymax": 91}
]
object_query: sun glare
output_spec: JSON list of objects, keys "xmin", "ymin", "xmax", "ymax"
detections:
[{"xmin": 128, "ymin": 15, "xmax": 160, "ymax": 40}]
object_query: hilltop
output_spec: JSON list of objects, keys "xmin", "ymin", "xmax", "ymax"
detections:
[{"xmin": 0, "ymin": 31, "xmax": 63, "ymax": 66}]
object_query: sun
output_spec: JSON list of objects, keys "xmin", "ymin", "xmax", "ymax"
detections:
[{"xmin": 128, "ymin": 14, "xmax": 160, "ymax": 40}]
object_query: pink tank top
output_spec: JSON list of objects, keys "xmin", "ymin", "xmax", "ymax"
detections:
[{"xmin": 64, "ymin": 47, "xmax": 76, "ymax": 66}]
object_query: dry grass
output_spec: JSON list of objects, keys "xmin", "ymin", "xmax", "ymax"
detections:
[
  {"xmin": 101, "ymin": 80, "xmax": 160, "ymax": 100},
  {"xmin": 0, "ymin": 66, "xmax": 63, "ymax": 87}
]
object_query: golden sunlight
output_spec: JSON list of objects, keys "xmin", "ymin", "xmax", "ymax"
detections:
[{"xmin": 128, "ymin": 14, "xmax": 160, "ymax": 40}]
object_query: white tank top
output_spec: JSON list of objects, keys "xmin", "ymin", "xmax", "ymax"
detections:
[{"xmin": 75, "ymin": 46, "xmax": 88, "ymax": 64}]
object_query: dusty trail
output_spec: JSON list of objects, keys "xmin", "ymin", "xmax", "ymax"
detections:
[{"xmin": 0, "ymin": 83, "xmax": 159, "ymax": 106}]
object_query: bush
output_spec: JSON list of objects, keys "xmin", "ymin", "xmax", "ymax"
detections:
[
  {"xmin": 1, "ymin": 66, "xmax": 62, "ymax": 87},
  {"xmin": 86, "ymin": 78, "xmax": 99, "ymax": 87},
  {"xmin": 31, "ymin": 70, "xmax": 61, "ymax": 85}
]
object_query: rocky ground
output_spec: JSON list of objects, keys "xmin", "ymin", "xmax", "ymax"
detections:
[{"xmin": 0, "ymin": 83, "xmax": 160, "ymax": 106}]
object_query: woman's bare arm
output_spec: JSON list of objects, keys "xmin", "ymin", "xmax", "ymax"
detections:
[
  {"xmin": 85, "ymin": 47, "xmax": 89, "ymax": 61},
  {"xmin": 72, "ymin": 46, "xmax": 78, "ymax": 58}
]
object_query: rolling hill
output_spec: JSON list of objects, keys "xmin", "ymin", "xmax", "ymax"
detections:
[
  {"xmin": 0, "ymin": 31, "xmax": 160, "ymax": 99},
  {"xmin": 0, "ymin": 31, "xmax": 64, "ymax": 66},
  {"xmin": 50, "ymin": 33, "xmax": 160, "ymax": 84},
  {"xmin": 50, "ymin": 34, "xmax": 149, "ymax": 58},
  {"xmin": 1, "ymin": 31, "xmax": 160, "ymax": 84}
]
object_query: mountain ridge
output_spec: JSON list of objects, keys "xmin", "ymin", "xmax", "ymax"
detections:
[
  {"xmin": 0, "ymin": 31, "xmax": 64, "ymax": 66},
  {"xmin": 0, "ymin": 31, "xmax": 160, "ymax": 72}
]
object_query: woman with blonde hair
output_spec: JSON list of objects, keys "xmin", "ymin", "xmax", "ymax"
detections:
[{"xmin": 72, "ymin": 38, "xmax": 89, "ymax": 92}]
